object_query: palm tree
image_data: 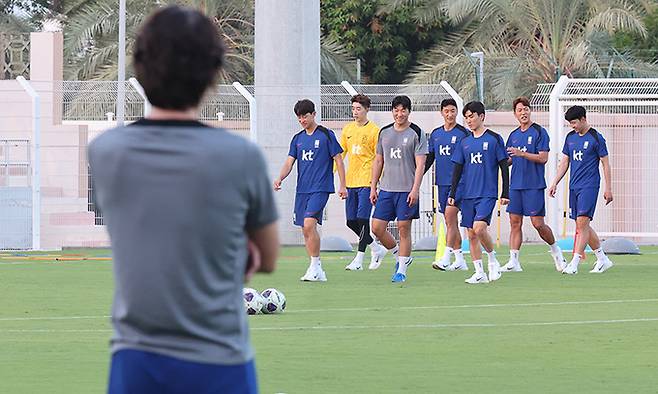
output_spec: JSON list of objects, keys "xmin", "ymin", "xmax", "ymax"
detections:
[
  {"xmin": 61, "ymin": 0, "xmax": 354, "ymax": 83},
  {"xmin": 381, "ymin": 0, "xmax": 658, "ymax": 107}
]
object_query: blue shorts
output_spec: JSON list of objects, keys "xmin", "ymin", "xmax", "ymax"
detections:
[
  {"xmin": 294, "ymin": 192, "xmax": 329, "ymax": 226},
  {"xmin": 108, "ymin": 349, "xmax": 258, "ymax": 394},
  {"xmin": 461, "ymin": 197, "xmax": 497, "ymax": 228},
  {"xmin": 437, "ymin": 185, "xmax": 462, "ymax": 214},
  {"xmin": 346, "ymin": 187, "xmax": 373, "ymax": 220},
  {"xmin": 372, "ymin": 191, "xmax": 420, "ymax": 222},
  {"xmin": 508, "ymin": 189, "xmax": 546, "ymax": 217},
  {"xmin": 569, "ymin": 187, "xmax": 599, "ymax": 220}
]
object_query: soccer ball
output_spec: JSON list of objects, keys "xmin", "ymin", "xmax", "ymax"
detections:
[
  {"xmin": 260, "ymin": 288, "xmax": 286, "ymax": 314},
  {"xmin": 243, "ymin": 288, "xmax": 264, "ymax": 315}
]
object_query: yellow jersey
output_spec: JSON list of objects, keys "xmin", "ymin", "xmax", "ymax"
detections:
[{"xmin": 340, "ymin": 120, "xmax": 380, "ymax": 188}]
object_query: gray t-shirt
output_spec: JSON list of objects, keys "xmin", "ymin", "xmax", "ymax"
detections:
[
  {"xmin": 376, "ymin": 123, "xmax": 428, "ymax": 192},
  {"xmin": 88, "ymin": 119, "xmax": 278, "ymax": 365}
]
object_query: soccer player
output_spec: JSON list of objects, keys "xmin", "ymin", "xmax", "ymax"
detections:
[
  {"xmin": 503, "ymin": 97, "xmax": 567, "ymax": 272},
  {"xmin": 425, "ymin": 98, "xmax": 470, "ymax": 271},
  {"xmin": 274, "ymin": 99, "xmax": 347, "ymax": 282},
  {"xmin": 370, "ymin": 95, "xmax": 428, "ymax": 283},
  {"xmin": 88, "ymin": 6, "xmax": 279, "ymax": 393},
  {"xmin": 341, "ymin": 94, "xmax": 387, "ymax": 271},
  {"xmin": 548, "ymin": 105, "xmax": 614, "ymax": 274},
  {"xmin": 449, "ymin": 101, "xmax": 509, "ymax": 284}
]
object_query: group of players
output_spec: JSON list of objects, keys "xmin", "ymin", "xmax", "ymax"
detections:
[{"xmin": 274, "ymin": 93, "xmax": 615, "ymax": 284}]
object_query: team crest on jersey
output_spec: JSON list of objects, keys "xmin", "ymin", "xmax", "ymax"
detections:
[
  {"xmin": 403, "ymin": 137, "xmax": 409, "ymax": 144},
  {"xmin": 451, "ymin": 136, "xmax": 457, "ymax": 144},
  {"xmin": 583, "ymin": 141, "xmax": 589, "ymax": 149},
  {"xmin": 527, "ymin": 136, "xmax": 533, "ymax": 144},
  {"xmin": 483, "ymin": 142, "xmax": 489, "ymax": 151},
  {"xmin": 314, "ymin": 139, "xmax": 320, "ymax": 148}
]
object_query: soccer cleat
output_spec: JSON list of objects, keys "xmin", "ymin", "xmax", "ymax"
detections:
[
  {"xmin": 590, "ymin": 258, "xmax": 613, "ymax": 273},
  {"xmin": 562, "ymin": 261, "xmax": 578, "ymax": 275},
  {"xmin": 300, "ymin": 266, "xmax": 327, "ymax": 282},
  {"xmin": 391, "ymin": 272, "xmax": 407, "ymax": 283},
  {"xmin": 432, "ymin": 260, "xmax": 450, "ymax": 271},
  {"xmin": 345, "ymin": 259, "xmax": 363, "ymax": 271},
  {"xmin": 368, "ymin": 244, "xmax": 387, "ymax": 270},
  {"xmin": 500, "ymin": 260, "xmax": 523, "ymax": 272},
  {"xmin": 465, "ymin": 272, "xmax": 489, "ymax": 284},
  {"xmin": 552, "ymin": 253, "xmax": 567, "ymax": 272},
  {"xmin": 446, "ymin": 261, "xmax": 468, "ymax": 271},
  {"xmin": 488, "ymin": 263, "xmax": 502, "ymax": 281},
  {"xmin": 390, "ymin": 262, "xmax": 400, "ymax": 281}
]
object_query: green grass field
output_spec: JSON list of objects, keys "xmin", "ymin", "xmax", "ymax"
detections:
[{"xmin": 1, "ymin": 245, "xmax": 657, "ymax": 393}]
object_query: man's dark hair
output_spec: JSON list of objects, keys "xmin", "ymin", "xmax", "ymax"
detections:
[
  {"xmin": 440, "ymin": 98, "xmax": 458, "ymax": 110},
  {"xmin": 351, "ymin": 94, "xmax": 371, "ymax": 109},
  {"xmin": 565, "ymin": 105, "xmax": 587, "ymax": 121},
  {"xmin": 392, "ymin": 95, "xmax": 412, "ymax": 111},
  {"xmin": 294, "ymin": 99, "xmax": 316, "ymax": 116},
  {"xmin": 513, "ymin": 96, "xmax": 531, "ymax": 111},
  {"xmin": 463, "ymin": 101, "xmax": 485, "ymax": 116},
  {"xmin": 133, "ymin": 6, "xmax": 225, "ymax": 110}
]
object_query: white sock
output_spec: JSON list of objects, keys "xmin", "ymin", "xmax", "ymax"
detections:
[
  {"xmin": 510, "ymin": 249, "xmax": 520, "ymax": 262},
  {"xmin": 570, "ymin": 254, "xmax": 581, "ymax": 267},
  {"xmin": 397, "ymin": 256, "xmax": 411, "ymax": 274},
  {"xmin": 390, "ymin": 245, "xmax": 399, "ymax": 262},
  {"xmin": 593, "ymin": 247, "xmax": 607, "ymax": 261},
  {"xmin": 311, "ymin": 256, "xmax": 321, "ymax": 269},
  {"xmin": 549, "ymin": 243, "xmax": 561, "ymax": 255},
  {"xmin": 453, "ymin": 249, "xmax": 465, "ymax": 263},
  {"xmin": 486, "ymin": 251, "xmax": 497, "ymax": 264},
  {"xmin": 354, "ymin": 251, "xmax": 365, "ymax": 263},
  {"xmin": 442, "ymin": 247, "xmax": 453, "ymax": 260},
  {"xmin": 473, "ymin": 260, "xmax": 484, "ymax": 275}
]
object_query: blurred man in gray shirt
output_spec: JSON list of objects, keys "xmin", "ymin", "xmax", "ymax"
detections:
[{"xmin": 88, "ymin": 6, "xmax": 279, "ymax": 394}]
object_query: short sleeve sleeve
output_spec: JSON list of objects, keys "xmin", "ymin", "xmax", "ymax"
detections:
[
  {"xmin": 495, "ymin": 135, "xmax": 508, "ymax": 162},
  {"xmin": 245, "ymin": 144, "xmax": 279, "ymax": 231},
  {"xmin": 415, "ymin": 129, "xmax": 429, "ymax": 155},
  {"xmin": 328, "ymin": 130, "xmax": 343, "ymax": 157},
  {"xmin": 376, "ymin": 130, "xmax": 384, "ymax": 155},
  {"xmin": 538, "ymin": 128, "xmax": 550, "ymax": 152},
  {"xmin": 597, "ymin": 133, "xmax": 609, "ymax": 157},
  {"xmin": 288, "ymin": 135, "xmax": 297, "ymax": 158},
  {"xmin": 452, "ymin": 140, "xmax": 465, "ymax": 164}
]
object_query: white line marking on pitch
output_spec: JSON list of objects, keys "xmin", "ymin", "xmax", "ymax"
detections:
[
  {"xmin": 286, "ymin": 298, "xmax": 658, "ymax": 314},
  {"xmin": 252, "ymin": 317, "xmax": 658, "ymax": 331},
  {"xmin": 2, "ymin": 317, "xmax": 657, "ymax": 333},
  {"xmin": 1, "ymin": 298, "xmax": 657, "ymax": 322}
]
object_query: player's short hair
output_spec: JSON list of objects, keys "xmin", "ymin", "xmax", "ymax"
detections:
[
  {"xmin": 294, "ymin": 99, "xmax": 316, "ymax": 116},
  {"xmin": 440, "ymin": 98, "xmax": 458, "ymax": 110},
  {"xmin": 463, "ymin": 101, "xmax": 485, "ymax": 116},
  {"xmin": 133, "ymin": 6, "xmax": 225, "ymax": 110},
  {"xmin": 513, "ymin": 96, "xmax": 531, "ymax": 111},
  {"xmin": 565, "ymin": 105, "xmax": 587, "ymax": 121},
  {"xmin": 351, "ymin": 94, "xmax": 371, "ymax": 109},
  {"xmin": 392, "ymin": 95, "xmax": 412, "ymax": 111}
]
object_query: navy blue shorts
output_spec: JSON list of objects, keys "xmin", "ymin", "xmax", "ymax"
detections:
[
  {"xmin": 372, "ymin": 191, "xmax": 419, "ymax": 222},
  {"xmin": 294, "ymin": 192, "xmax": 329, "ymax": 226},
  {"xmin": 461, "ymin": 197, "xmax": 497, "ymax": 228},
  {"xmin": 108, "ymin": 349, "xmax": 258, "ymax": 394},
  {"xmin": 437, "ymin": 185, "xmax": 462, "ymax": 214},
  {"xmin": 345, "ymin": 187, "xmax": 372, "ymax": 220},
  {"xmin": 508, "ymin": 189, "xmax": 546, "ymax": 217},
  {"xmin": 569, "ymin": 187, "xmax": 599, "ymax": 220}
]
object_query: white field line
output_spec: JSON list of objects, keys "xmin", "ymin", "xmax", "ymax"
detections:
[
  {"xmin": 1, "ymin": 298, "xmax": 657, "ymax": 322},
  {"xmin": 251, "ymin": 317, "xmax": 658, "ymax": 331},
  {"xmin": 1, "ymin": 317, "xmax": 657, "ymax": 333}
]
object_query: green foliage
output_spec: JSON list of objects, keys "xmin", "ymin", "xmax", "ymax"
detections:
[
  {"xmin": 320, "ymin": 0, "xmax": 445, "ymax": 83},
  {"xmin": 614, "ymin": 7, "xmax": 658, "ymax": 63}
]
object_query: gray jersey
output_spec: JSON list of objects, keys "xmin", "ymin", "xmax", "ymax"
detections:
[
  {"xmin": 376, "ymin": 123, "xmax": 428, "ymax": 192},
  {"xmin": 88, "ymin": 119, "xmax": 278, "ymax": 365}
]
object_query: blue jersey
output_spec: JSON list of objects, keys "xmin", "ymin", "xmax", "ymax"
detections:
[
  {"xmin": 288, "ymin": 126, "xmax": 343, "ymax": 193},
  {"xmin": 452, "ymin": 129, "xmax": 508, "ymax": 199},
  {"xmin": 428, "ymin": 123, "xmax": 470, "ymax": 186},
  {"xmin": 562, "ymin": 128, "xmax": 608, "ymax": 190},
  {"xmin": 506, "ymin": 123, "xmax": 550, "ymax": 190}
]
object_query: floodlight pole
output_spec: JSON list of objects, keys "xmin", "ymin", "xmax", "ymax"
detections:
[
  {"xmin": 117, "ymin": 0, "xmax": 126, "ymax": 126},
  {"xmin": 470, "ymin": 51, "xmax": 484, "ymax": 104}
]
